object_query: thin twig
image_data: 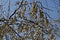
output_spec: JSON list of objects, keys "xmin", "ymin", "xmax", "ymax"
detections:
[
  {"xmin": 8, "ymin": 25, "xmax": 22, "ymax": 38},
  {"xmin": 9, "ymin": 0, "xmax": 24, "ymax": 19}
]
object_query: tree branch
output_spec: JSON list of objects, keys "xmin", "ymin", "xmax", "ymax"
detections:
[
  {"xmin": 8, "ymin": 25, "xmax": 22, "ymax": 38},
  {"xmin": 9, "ymin": 0, "xmax": 24, "ymax": 19}
]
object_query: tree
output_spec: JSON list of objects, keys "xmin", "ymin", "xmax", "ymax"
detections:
[{"xmin": 0, "ymin": 0, "xmax": 60, "ymax": 40}]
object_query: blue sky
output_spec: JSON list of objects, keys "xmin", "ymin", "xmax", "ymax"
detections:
[{"xmin": 0, "ymin": 0, "xmax": 59, "ymax": 19}]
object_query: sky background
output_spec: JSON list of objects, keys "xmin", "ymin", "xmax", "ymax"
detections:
[
  {"xmin": 0, "ymin": 0, "xmax": 60, "ymax": 40},
  {"xmin": 0, "ymin": 0, "xmax": 59, "ymax": 19}
]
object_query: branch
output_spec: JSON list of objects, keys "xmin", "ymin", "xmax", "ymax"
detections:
[
  {"xmin": 9, "ymin": 0, "xmax": 24, "ymax": 19},
  {"xmin": 8, "ymin": 25, "xmax": 22, "ymax": 38},
  {"xmin": 0, "ymin": 19, "xmax": 9, "ymax": 22}
]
